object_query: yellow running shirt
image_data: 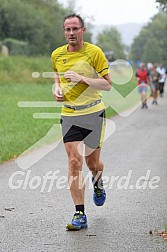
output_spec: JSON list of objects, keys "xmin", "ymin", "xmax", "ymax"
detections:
[{"xmin": 51, "ymin": 42, "xmax": 109, "ymax": 116}]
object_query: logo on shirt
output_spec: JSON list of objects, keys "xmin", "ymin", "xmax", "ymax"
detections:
[{"xmin": 63, "ymin": 59, "xmax": 67, "ymax": 64}]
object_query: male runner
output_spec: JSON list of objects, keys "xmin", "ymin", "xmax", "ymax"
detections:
[{"xmin": 51, "ymin": 14, "xmax": 112, "ymax": 230}]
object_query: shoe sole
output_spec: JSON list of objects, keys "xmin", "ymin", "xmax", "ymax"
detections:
[
  {"xmin": 94, "ymin": 202, "xmax": 105, "ymax": 206},
  {"xmin": 66, "ymin": 223, "xmax": 88, "ymax": 231},
  {"xmin": 93, "ymin": 200, "xmax": 106, "ymax": 206},
  {"xmin": 93, "ymin": 194, "xmax": 106, "ymax": 206}
]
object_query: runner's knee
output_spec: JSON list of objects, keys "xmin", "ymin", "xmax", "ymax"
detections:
[{"xmin": 68, "ymin": 156, "xmax": 82, "ymax": 175}]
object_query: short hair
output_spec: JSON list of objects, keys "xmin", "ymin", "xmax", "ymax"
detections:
[
  {"xmin": 140, "ymin": 63, "xmax": 145, "ymax": 68},
  {"xmin": 63, "ymin": 14, "xmax": 85, "ymax": 28}
]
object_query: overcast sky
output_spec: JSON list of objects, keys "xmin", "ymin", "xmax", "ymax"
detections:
[{"xmin": 59, "ymin": 0, "xmax": 159, "ymax": 25}]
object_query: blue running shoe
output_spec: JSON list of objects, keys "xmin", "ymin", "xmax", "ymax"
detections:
[
  {"xmin": 92, "ymin": 177, "xmax": 106, "ymax": 206},
  {"xmin": 66, "ymin": 211, "xmax": 87, "ymax": 230}
]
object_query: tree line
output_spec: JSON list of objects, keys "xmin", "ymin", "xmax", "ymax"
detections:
[
  {"xmin": 156, "ymin": 0, "xmax": 167, "ymax": 12},
  {"xmin": 0, "ymin": 0, "xmax": 126, "ymax": 58},
  {"xmin": 130, "ymin": 12, "xmax": 167, "ymax": 66},
  {"xmin": 0, "ymin": 0, "xmax": 166, "ymax": 65},
  {"xmin": 0, "ymin": 0, "xmax": 92, "ymax": 55}
]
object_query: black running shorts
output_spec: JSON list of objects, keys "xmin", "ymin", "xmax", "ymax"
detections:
[{"xmin": 60, "ymin": 110, "xmax": 106, "ymax": 149}]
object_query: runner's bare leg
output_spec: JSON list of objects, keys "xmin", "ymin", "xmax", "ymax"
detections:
[{"xmin": 64, "ymin": 141, "xmax": 85, "ymax": 205}]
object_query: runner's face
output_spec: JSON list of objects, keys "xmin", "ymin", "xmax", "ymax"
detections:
[{"xmin": 64, "ymin": 17, "xmax": 85, "ymax": 47}]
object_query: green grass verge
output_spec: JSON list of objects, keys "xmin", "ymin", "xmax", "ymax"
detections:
[
  {"xmin": 0, "ymin": 55, "xmax": 52, "ymax": 84},
  {"xmin": 0, "ymin": 82, "xmax": 62, "ymax": 163}
]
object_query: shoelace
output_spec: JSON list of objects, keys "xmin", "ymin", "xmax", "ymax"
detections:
[
  {"xmin": 73, "ymin": 211, "xmax": 83, "ymax": 220},
  {"xmin": 94, "ymin": 185, "xmax": 103, "ymax": 198}
]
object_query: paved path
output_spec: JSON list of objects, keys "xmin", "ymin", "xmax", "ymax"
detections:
[{"xmin": 0, "ymin": 92, "xmax": 167, "ymax": 252}]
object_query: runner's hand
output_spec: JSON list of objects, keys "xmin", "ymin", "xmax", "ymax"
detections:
[
  {"xmin": 54, "ymin": 86, "xmax": 64, "ymax": 102},
  {"xmin": 64, "ymin": 71, "xmax": 82, "ymax": 83}
]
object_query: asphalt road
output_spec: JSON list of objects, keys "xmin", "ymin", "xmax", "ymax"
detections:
[{"xmin": 0, "ymin": 91, "xmax": 167, "ymax": 252}]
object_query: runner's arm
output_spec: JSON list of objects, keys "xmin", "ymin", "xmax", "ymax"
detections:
[
  {"xmin": 53, "ymin": 72, "xmax": 64, "ymax": 102},
  {"xmin": 64, "ymin": 71, "xmax": 112, "ymax": 91},
  {"xmin": 81, "ymin": 74, "xmax": 112, "ymax": 91}
]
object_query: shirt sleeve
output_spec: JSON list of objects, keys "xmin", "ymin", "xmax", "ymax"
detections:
[
  {"xmin": 93, "ymin": 47, "xmax": 109, "ymax": 77},
  {"xmin": 51, "ymin": 51, "xmax": 57, "ymax": 72}
]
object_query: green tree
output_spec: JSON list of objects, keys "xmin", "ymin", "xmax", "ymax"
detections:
[
  {"xmin": 156, "ymin": 0, "xmax": 167, "ymax": 12},
  {"xmin": 96, "ymin": 27, "xmax": 126, "ymax": 59},
  {"xmin": 130, "ymin": 12, "xmax": 167, "ymax": 65},
  {"xmin": 0, "ymin": 0, "xmax": 92, "ymax": 55},
  {"xmin": 130, "ymin": 27, "xmax": 149, "ymax": 62},
  {"xmin": 141, "ymin": 38, "xmax": 162, "ymax": 63},
  {"xmin": 0, "ymin": 0, "xmax": 68, "ymax": 54}
]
